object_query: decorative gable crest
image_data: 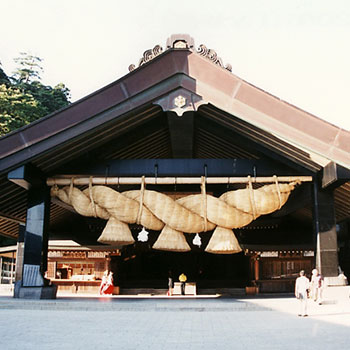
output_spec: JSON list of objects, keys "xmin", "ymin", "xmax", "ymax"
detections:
[
  {"xmin": 128, "ymin": 34, "xmax": 232, "ymax": 73},
  {"xmin": 197, "ymin": 44, "xmax": 232, "ymax": 72},
  {"xmin": 128, "ymin": 45, "xmax": 163, "ymax": 72}
]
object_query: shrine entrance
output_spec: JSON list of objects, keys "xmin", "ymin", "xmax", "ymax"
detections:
[
  {"xmin": 46, "ymin": 169, "xmax": 315, "ymax": 295},
  {"xmin": 116, "ymin": 236, "xmax": 249, "ymax": 291},
  {"xmin": 1, "ymin": 35, "xmax": 348, "ymax": 299}
]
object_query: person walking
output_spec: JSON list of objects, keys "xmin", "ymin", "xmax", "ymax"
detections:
[
  {"xmin": 310, "ymin": 268, "xmax": 323, "ymax": 304},
  {"xmin": 99, "ymin": 270, "xmax": 114, "ymax": 296},
  {"xmin": 295, "ymin": 270, "xmax": 310, "ymax": 317}
]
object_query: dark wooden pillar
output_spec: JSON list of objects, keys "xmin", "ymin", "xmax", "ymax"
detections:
[
  {"xmin": 254, "ymin": 258, "xmax": 260, "ymax": 281},
  {"xmin": 14, "ymin": 186, "xmax": 56, "ymax": 298},
  {"xmin": 23, "ymin": 186, "xmax": 50, "ymax": 285},
  {"xmin": 9, "ymin": 164, "xmax": 56, "ymax": 298},
  {"xmin": 312, "ymin": 180, "xmax": 338, "ymax": 277}
]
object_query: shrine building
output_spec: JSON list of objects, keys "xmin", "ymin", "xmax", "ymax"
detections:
[{"xmin": 0, "ymin": 34, "xmax": 350, "ymax": 298}]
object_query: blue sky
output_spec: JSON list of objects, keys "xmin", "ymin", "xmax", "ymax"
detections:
[{"xmin": 2, "ymin": 0, "xmax": 350, "ymax": 129}]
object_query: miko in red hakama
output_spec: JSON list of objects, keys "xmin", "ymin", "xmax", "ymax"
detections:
[{"xmin": 99, "ymin": 271, "xmax": 114, "ymax": 296}]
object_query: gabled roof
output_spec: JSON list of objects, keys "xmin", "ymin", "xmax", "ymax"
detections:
[
  {"xmin": 0, "ymin": 34, "xmax": 350, "ymax": 239},
  {"xmin": 1, "ymin": 35, "xmax": 349, "ymax": 173}
]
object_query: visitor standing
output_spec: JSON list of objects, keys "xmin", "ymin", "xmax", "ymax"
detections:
[
  {"xmin": 179, "ymin": 272, "xmax": 187, "ymax": 295},
  {"xmin": 168, "ymin": 271, "xmax": 173, "ymax": 296},
  {"xmin": 310, "ymin": 268, "xmax": 323, "ymax": 304},
  {"xmin": 295, "ymin": 270, "xmax": 310, "ymax": 317},
  {"xmin": 99, "ymin": 270, "xmax": 114, "ymax": 296}
]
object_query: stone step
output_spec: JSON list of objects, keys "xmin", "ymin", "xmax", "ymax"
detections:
[
  {"xmin": 118, "ymin": 288, "xmax": 246, "ymax": 296},
  {"xmin": 120, "ymin": 288, "xmax": 168, "ymax": 295},
  {"xmin": 0, "ymin": 297, "xmax": 271, "ymax": 312}
]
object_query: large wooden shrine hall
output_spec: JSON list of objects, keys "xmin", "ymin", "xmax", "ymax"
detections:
[{"xmin": 0, "ymin": 34, "xmax": 350, "ymax": 298}]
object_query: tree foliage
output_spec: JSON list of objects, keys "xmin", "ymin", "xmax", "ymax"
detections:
[
  {"xmin": 0, "ymin": 84, "xmax": 42, "ymax": 134},
  {"xmin": 0, "ymin": 54, "xmax": 71, "ymax": 136},
  {"xmin": 12, "ymin": 52, "xmax": 43, "ymax": 84},
  {"xmin": 0, "ymin": 63, "xmax": 10, "ymax": 85}
]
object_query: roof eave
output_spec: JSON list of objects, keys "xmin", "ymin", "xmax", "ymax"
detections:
[{"xmin": 1, "ymin": 46, "xmax": 350, "ymax": 174}]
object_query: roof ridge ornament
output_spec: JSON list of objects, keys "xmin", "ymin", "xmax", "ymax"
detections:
[
  {"xmin": 128, "ymin": 35, "xmax": 232, "ymax": 73},
  {"xmin": 128, "ymin": 45, "xmax": 163, "ymax": 72},
  {"xmin": 166, "ymin": 34, "xmax": 195, "ymax": 49},
  {"xmin": 197, "ymin": 44, "xmax": 232, "ymax": 72}
]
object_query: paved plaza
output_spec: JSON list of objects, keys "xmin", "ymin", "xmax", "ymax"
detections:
[{"xmin": 0, "ymin": 287, "xmax": 349, "ymax": 350}]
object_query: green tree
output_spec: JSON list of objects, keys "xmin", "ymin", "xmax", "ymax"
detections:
[
  {"xmin": 0, "ymin": 84, "xmax": 43, "ymax": 135},
  {"xmin": 0, "ymin": 62, "xmax": 10, "ymax": 85},
  {"xmin": 24, "ymin": 81, "xmax": 71, "ymax": 116},
  {"xmin": 0, "ymin": 53, "xmax": 71, "ymax": 136},
  {"xmin": 12, "ymin": 52, "xmax": 43, "ymax": 84}
]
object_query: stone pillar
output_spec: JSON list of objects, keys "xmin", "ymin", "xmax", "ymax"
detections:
[
  {"xmin": 312, "ymin": 180, "xmax": 339, "ymax": 279},
  {"xmin": 14, "ymin": 186, "xmax": 57, "ymax": 299}
]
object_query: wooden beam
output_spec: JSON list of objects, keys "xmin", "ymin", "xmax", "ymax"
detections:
[
  {"xmin": 51, "ymin": 197, "xmax": 78, "ymax": 214},
  {"xmin": 47, "ymin": 175, "xmax": 313, "ymax": 186},
  {"xmin": 53, "ymin": 159, "xmax": 304, "ymax": 178},
  {"xmin": 8, "ymin": 164, "xmax": 47, "ymax": 190},
  {"xmin": 0, "ymin": 212, "xmax": 25, "ymax": 224},
  {"xmin": 322, "ymin": 162, "xmax": 350, "ymax": 189},
  {"xmin": 0, "ymin": 229, "xmax": 18, "ymax": 239}
]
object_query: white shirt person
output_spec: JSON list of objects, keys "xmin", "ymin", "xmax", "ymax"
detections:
[{"xmin": 295, "ymin": 270, "xmax": 310, "ymax": 317}]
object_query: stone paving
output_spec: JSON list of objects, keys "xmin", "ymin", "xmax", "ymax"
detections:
[{"xmin": 0, "ymin": 287, "xmax": 349, "ymax": 350}]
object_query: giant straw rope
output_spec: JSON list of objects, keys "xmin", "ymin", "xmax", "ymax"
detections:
[{"xmin": 50, "ymin": 177, "xmax": 299, "ymax": 254}]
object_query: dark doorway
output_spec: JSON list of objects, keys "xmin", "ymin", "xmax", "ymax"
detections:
[{"xmin": 115, "ymin": 244, "xmax": 249, "ymax": 290}]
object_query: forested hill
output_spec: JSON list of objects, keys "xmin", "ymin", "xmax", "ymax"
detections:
[{"xmin": 0, "ymin": 53, "xmax": 71, "ymax": 136}]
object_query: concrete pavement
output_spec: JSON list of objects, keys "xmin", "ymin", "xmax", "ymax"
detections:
[{"xmin": 0, "ymin": 286, "xmax": 349, "ymax": 350}]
